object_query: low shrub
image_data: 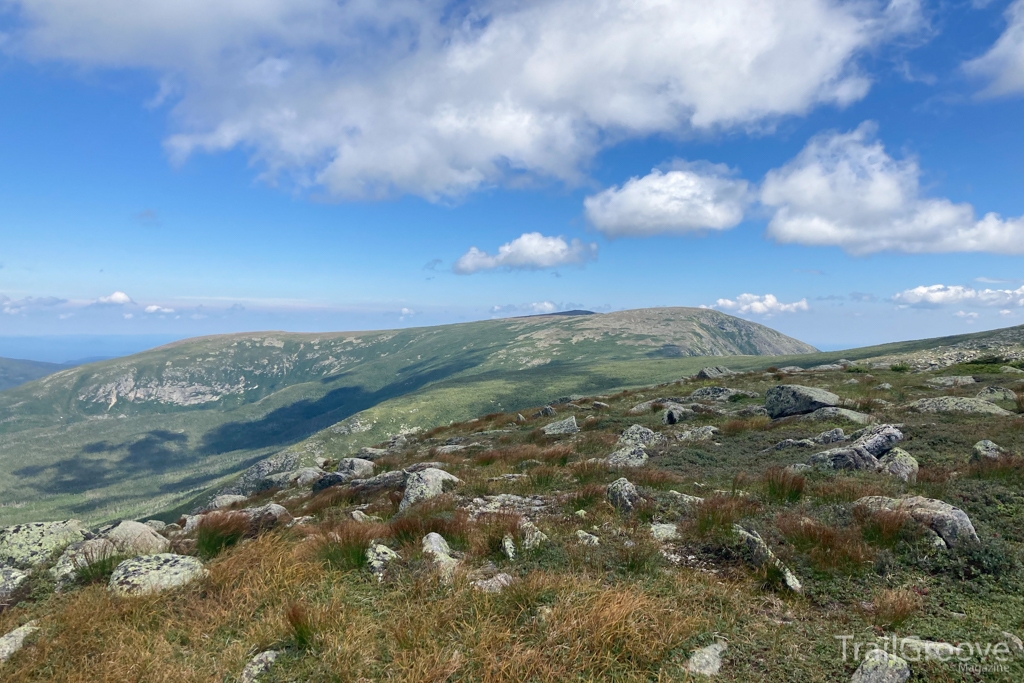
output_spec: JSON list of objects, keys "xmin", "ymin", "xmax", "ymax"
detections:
[{"xmin": 890, "ymin": 363, "xmax": 911, "ymax": 373}]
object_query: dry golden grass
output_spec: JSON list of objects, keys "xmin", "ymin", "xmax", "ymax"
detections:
[
  {"xmin": 690, "ymin": 494, "xmax": 760, "ymax": 536},
  {"xmin": 720, "ymin": 416, "xmax": 772, "ymax": 435},
  {"xmin": 809, "ymin": 477, "xmax": 890, "ymax": 503},
  {"xmin": 627, "ymin": 467, "xmax": 684, "ymax": 489},
  {"xmin": 870, "ymin": 588, "xmax": 924, "ymax": 628},
  {"xmin": 776, "ymin": 514, "xmax": 873, "ymax": 571}
]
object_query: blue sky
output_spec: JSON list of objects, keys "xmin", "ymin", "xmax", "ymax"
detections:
[{"xmin": 1, "ymin": 0, "xmax": 1023, "ymax": 361}]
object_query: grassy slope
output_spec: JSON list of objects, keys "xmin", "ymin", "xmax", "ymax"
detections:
[
  {"xmin": 0, "ymin": 357, "xmax": 64, "ymax": 392},
  {"xmin": 0, "ymin": 308, "xmax": 813, "ymax": 525}
]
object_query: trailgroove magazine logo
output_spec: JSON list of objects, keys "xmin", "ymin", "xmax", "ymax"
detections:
[{"xmin": 836, "ymin": 633, "xmax": 1015, "ymax": 671}]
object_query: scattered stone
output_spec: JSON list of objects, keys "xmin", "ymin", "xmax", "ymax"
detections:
[
  {"xmin": 311, "ymin": 472, "xmax": 349, "ymax": 492},
  {"xmin": 356, "ymin": 447, "xmax": 389, "ymax": 460},
  {"xmin": 592, "ymin": 401, "xmax": 610, "ymax": 409},
  {"xmin": 0, "ymin": 520, "xmax": 90, "ymax": 569},
  {"xmin": 855, "ymin": 496, "xmax": 979, "ymax": 548},
  {"xmin": 808, "ymin": 424, "xmax": 904, "ymax": 472},
  {"xmin": 335, "ymin": 458, "xmax": 376, "ymax": 480},
  {"xmin": 101, "ymin": 520, "xmax": 171, "ymax": 555},
  {"xmin": 143, "ymin": 520, "xmax": 167, "ymax": 532},
  {"xmin": 732, "ymin": 526, "xmax": 801, "ymax": 592},
  {"xmin": 399, "ymin": 468, "xmax": 461, "ymax": 511},
  {"xmin": 606, "ymin": 478, "xmax": 641, "ymax": 513},
  {"xmin": 765, "ymin": 438, "xmax": 816, "ymax": 452},
  {"xmin": 977, "ymin": 386, "xmax": 1018, "ymax": 403},
  {"xmin": 0, "ymin": 620, "xmax": 38, "ymax": 665},
  {"xmin": 667, "ymin": 491, "xmax": 704, "ymax": 506},
  {"xmin": 366, "ymin": 544, "xmax": 399, "ymax": 581},
  {"xmin": 239, "ymin": 650, "xmax": 280, "ymax": 683},
  {"xmin": 898, "ymin": 637, "xmax": 963, "ymax": 659},
  {"xmin": 516, "ymin": 413, "xmax": 527, "ymax": 423},
  {"xmin": 618, "ymin": 424, "xmax": 664, "ymax": 448},
  {"xmin": 662, "ymin": 404, "xmax": 694, "ymax": 424},
  {"xmin": 849, "ymin": 649, "xmax": 910, "ymax": 683},
  {"xmin": 0, "ymin": 566, "xmax": 28, "ymax": 604},
  {"xmin": 816, "ymin": 428, "xmax": 846, "ymax": 444},
  {"xmin": 777, "ymin": 366, "xmax": 805, "ymax": 373},
  {"xmin": 690, "ymin": 386, "xmax": 758, "ymax": 402},
  {"xmin": 109, "ymin": 554, "xmax": 208, "ymax": 596},
  {"xmin": 843, "ymin": 378, "xmax": 860, "ymax": 385},
  {"xmin": 804, "ymin": 407, "xmax": 875, "ymax": 424},
  {"xmin": 239, "ymin": 504, "xmax": 294, "ymax": 534},
  {"xmin": 575, "ymin": 530, "xmax": 600, "ymax": 546},
  {"xmin": 422, "ymin": 533, "xmax": 459, "ymax": 581},
  {"xmin": 489, "ymin": 473, "xmax": 529, "ymax": 483},
  {"xmin": 650, "ymin": 523, "xmax": 680, "ymax": 542},
  {"xmin": 467, "ymin": 494, "xmax": 549, "ymax": 518},
  {"xmin": 765, "ymin": 385, "xmax": 841, "ymax": 419},
  {"xmin": 676, "ymin": 426, "xmax": 720, "ymax": 443},
  {"xmin": 574, "ymin": 509, "xmax": 587, "ymax": 519},
  {"xmin": 350, "ymin": 510, "xmax": 380, "ymax": 523},
  {"xmin": 908, "ymin": 397, "xmax": 1013, "ymax": 416},
  {"xmin": 926, "ymin": 375, "xmax": 976, "ymax": 387},
  {"xmin": 877, "ymin": 448, "xmax": 919, "ymax": 483},
  {"xmin": 518, "ymin": 519, "xmax": 548, "ymax": 550},
  {"xmin": 208, "ymin": 494, "xmax": 247, "ymax": 510},
  {"xmin": 1001, "ymin": 366, "xmax": 1024, "ymax": 374},
  {"xmin": 472, "ymin": 572, "xmax": 514, "ymax": 593},
  {"xmin": 539, "ymin": 405, "xmax": 557, "ymax": 417},
  {"xmin": 877, "ymin": 383, "xmax": 893, "ymax": 390},
  {"xmin": 50, "ymin": 538, "xmax": 118, "ymax": 589},
  {"xmin": 501, "ymin": 534, "xmax": 517, "ymax": 560},
  {"xmin": 685, "ymin": 641, "xmax": 727, "ymax": 677},
  {"xmin": 348, "ymin": 470, "xmax": 408, "ymax": 495},
  {"xmin": 606, "ymin": 446, "xmax": 648, "ymax": 468},
  {"xmin": 542, "ymin": 416, "xmax": 579, "ymax": 436},
  {"xmin": 695, "ymin": 366, "xmax": 735, "ymax": 380},
  {"xmin": 972, "ymin": 439, "xmax": 1007, "ymax": 461},
  {"xmin": 405, "ymin": 461, "xmax": 448, "ymax": 473}
]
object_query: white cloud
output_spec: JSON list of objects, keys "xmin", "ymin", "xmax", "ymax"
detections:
[
  {"xmin": 97, "ymin": 291, "xmax": 133, "ymax": 305},
  {"xmin": 583, "ymin": 162, "xmax": 750, "ymax": 237},
  {"xmin": 760, "ymin": 122, "xmax": 1024, "ymax": 254},
  {"xmin": 892, "ymin": 284, "xmax": 1024, "ymax": 308},
  {"xmin": 491, "ymin": 301, "xmax": 575, "ymax": 317},
  {"xmin": 144, "ymin": 305, "xmax": 174, "ymax": 313},
  {"xmin": 955, "ymin": 310, "xmax": 979, "ymax": 319},
  {"xmin": 712, "ymin": 293, "xmax": 809, "ymax": 315},
  {"xmin": 454, "ymin": 232, "xmax": 597, "ymax": 274},
  {"xmin": 123, "ymin": 313, "xmax": 133, "ymax": 319},
  {"xmin": 964, "ymin": 0, "xmax": 1024, "ymax": 96},
  {"xmin": 1, "ymin": 0, "xmax": 922, "ymax": 200}
]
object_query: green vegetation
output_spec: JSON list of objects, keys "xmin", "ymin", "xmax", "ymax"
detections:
[{"xmin": 0, "ymin": 356, "xmax": 64, "ymax": 392}]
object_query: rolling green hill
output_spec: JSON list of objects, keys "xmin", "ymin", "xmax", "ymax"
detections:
[
  {"xmin": 0, "ymin": 308, "xmax": 814, "ymax": 524},
  {"xmin": 0, "ymin": 356, "xmax": 64, "ymax": 392}
]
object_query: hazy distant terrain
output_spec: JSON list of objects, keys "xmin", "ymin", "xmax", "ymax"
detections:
[{"xmin": 0, "ymin": 356, "xmax": 65, "ymax": 392}]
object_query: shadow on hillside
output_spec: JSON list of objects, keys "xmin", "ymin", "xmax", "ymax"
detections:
[{"xmin": 198, "ymin": 353, "xmax": 488, "ymax": 455}]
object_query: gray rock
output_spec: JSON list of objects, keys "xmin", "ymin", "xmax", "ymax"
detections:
[
  {"xmin": 501, "ymin": 534, "xmax": 516, "ymax": 560},
  {"xmin": 804, "ymin": 407, "xmax": 874, "ymax": 424},
  {"xmin": 667, "ymin": 491, "xmax": 704, "ymax": 506},
  {"xmin": 977, "ymin": 386, "xmax": 1018, "ymax": 403},
  {"xmin": 676, "ymin": 426, "xmax": 720, "ymax": 443},
  {"xmin": 472, "ymin": 572, "xmax": 514, "ymax": 593},
  {"xmin": 109, "ymin": 554, "xmax": 208, "ymax": 596},
  {"xmin": 690, "ymin": 386, "xmax": 758, "ymax": 402},
  {"xmin": 312, "ymin": 472, "xmax": 350, "ymax": 492},
  {"xmin": 662, "ymin": 403, "xmax": 694, "ymax": 424},
  {"xmin": 592, "ymin": 401, "xmax": 610, "ymax": 409},
  {"xmin": 926, "ymin": 375, "xmax": 976, "ymax": 387},
  {"xmin": 618, "ymin": 424, "xmax": 663, "ymax": 448},
  {"xmin": 0, "ymin": 520, "xmax": 90, "ymax": 569},
  {"xmin": 815, "ymin": 428, "xmax": 847, "ymax": 444},
  {"xmin": 765, "ymin": 438, "xmax": 816, "ymax": 452},
  {"xmin": 348, "ymin": 469, "xmax": 408, "ymax": 495},
  {"xmin": 239, "ymin": 650, "xmax": 280, "ymax": 683},
  {"xmin": 399, "ymin": 468, "xmax": 461, "ymax": 511},
  {"xmin": 908, "ymin": 396, "xmax": 1013, "ymax": 416},
  {"xmin": 143, "ymin": 520, "xmax": 167, "ymax": 531},
  {"xmin": 1001, "ymin": 366, "xmax": 1024, "ymax": 374},
  {"xmin": 434, "ymin": 444, "xmax": 466, "ymax": 455},
  {"xmin": 350, "ymin": 510, "xmax": 381, "ymax": 523},
  {"xmin": 102, "ymin": 520, "xmax": 171, "ymax": 555},
  {"xmin": 606, "ymin": 478, "xmax": 641, "ymax": 513},
  {"xmin": 222, "ymin": 451, "xmax": 299, "ymax": 496},
  {"xmin": 518, "ymin": 519, "xmax": 548, "ymax": 550},
  {"xmin": 765, "ymin": 385, "xmax": 841, "ymax": 419},
  {"xmin": 685, "ymin": 641, "xmax": 727, "ymax": 676},
  {"xmin": 849, "ymin": 649, "xmax": 910, "ymax": 683},
  {"xmin": 808, "ymin": 425, "xmax": 903, "ymax": 472},
  {"xmin": 650, "ymin": 523, "xmax": 680, "ymax": 542},
  {"xmin": 855, "ymin": 496, "xmax": 979, "ymax": 548},
  {"xmin": 877, "ymin": 383, "xmax": 893, "ymax": 390},
  {"xmin": 877, "ymin": 448, "xmax": 918, "ymax": 483},
  {"xmin": 240, "ymin": 503, "xmax": 293, "ymax": 533},
  {"xmin": 1001, "ymin": 631, "xmax": 1024, "ymax": 655},
  {"xmin": 335, "ymin": 458, "xmax": 376, "ymax": 480},
  {"xmin": 365, "ymin": 544, "xmax": 399, "ymax": 580},
  {"xmin": 606, "ymin": 446, "xmax": 648, "ymax": 468},
  {"xmin": 0, "ymin": 620, "xmax": 38, "ymax": 665},
  {"xmin": 542, "ymin": 416, "xmax": 579, "ymax": 436},
  {"xmin": 732, "ymin": 526, "xmax": 801, "ymax": 592},
  {"xmin": 290, "ymin": 467, "xmax": 327, "ymax": 487},
  {"xmin": 0, "ymin": 566, "xmax": 28, "ymax": 605},
  {"xmin": 539, "ymin": 405, "xmax": 557, "ymax": 417},
  {"xmin": 50, "ymin": 538, "xmax": 118, "ymax": 589},
  {"xmin": 973, "ymin": 439, "xmax": 1007, "ymax": 461},
  {"xmin": 356, "ymin": 447, "xmax": 389, "ymax": 460},
  {"xmin": 467, "ymin": 494, "xmax": 549, "ymax": 518},
  {"xmin": 695, "ymin": 366, "xmax": 735, "ymax": 380},
  {"xmin": 575, "ymin": 530, "xmax": 600, "ymax": 546},
  {"xmin": 422, "ymin": 532, "xmax": 459, "ymax": 581}
]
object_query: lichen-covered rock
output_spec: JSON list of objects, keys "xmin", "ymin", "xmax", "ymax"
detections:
[
  {"xmin": 695, "ymin": 366, "xmax": 735, "ymax": 380},
  {"xmin": 617, "ymin": 424, "xmax": 663, "ymax": 448},
  {"xmin": 575, "ymin": 530, "xmax": 600, "ymax": 546},
  {"xmin": 650, "ymin": 523, "xmax": 680, "ymax": 542},
  {"xmin": 855, "ymin": 496, "xmax": 979, "ymax": 548},
  {"xmin": 50, "ymin": 538, "xmax": 118, "ymax": 589},
  {"xmin": 472, "ymin": 572, "xmax": 514, "ymax": 593},
  {"xmin": 907, "ymin": 397, "xmax": 1012, "ymax": 416},
  {"xmin": 422, "ymin": 533, "xmax": 459, "ymax": 581},
  {"xmin": 816, "ymin": 428, "xmax": 846, "ymax": 444},
  {"xmin": 0, "ymin": 620, "xmax": 38, "ymax": 665},
  {"xmin": 518, "ymin": 519, "xmax": 548, "ymax": 550},
  {"xmin": 542, "ymin": 416, "xmax": 579, "ymax": 436},
  {"xmin": 240, "ymin": 504, "xmax": 293, "ymax": 533},
  {"xmin": 765, "ymin": 385, "xmax": 841, "ymax": 419},
  {"xmin": 606, "ymin": 446, "xmax": 648, "ymax": 468},
  {"xmin": 1001, "ymin": 365, "xmax": 1024, "ymax": 374},
  {"xmin": 101, "ymin": 520, "xmax": 171, "ymax": 555},
  {"xmin": 239, "ymin": 650, "xmax": 280, "ymax": 683},
  {"xmin": 926, "ymin": 375, "xmax": 976, "ymax": 387},
  {"xmin": 662, "ymin": 403, "xmax": 694, "ymax": 424},
  {"xmin": 0, "ymin": 566, "xmax": 28, "ymax": 605},
  {"xmin": 399, "ymin": 468, "xmax": 461, "ymax": 511},
  {"xmin": 732, "ymin": 526, "xmax": 801, "ymax": 592},
  {"xmin": 972, "ymin": 439, "xmax": 1007, "ymax": 461},
  {"xmin": 804, "ymin": 407, "xmax": 874, "ymax": 424},
  {"xmin": 808, "ymin": 425, "xmax": 903, "ymax": 472},
  {"xmin": 685, "ymin": 641, "xmax": 727, "ymax": 676},
  {"xmin": 366, "ymin": 544, "xmax": 399, "ymax": 580},
  {"xmin": 335, "ymin": 457, "xmax": 376, "ymax": 480},
  {"xmin": 690, "ymin": 386, "xmax": 758, "ymax": 402},
  {"xmin": 849, "ymin": 649, "xmax": 910, "ymax": 683},
  {"xmin": 606, "ymin": 478, "xmax": 640, "ymax": 513},
  {"xmin": 676, "ymin": 426, "xmax": 720, "ymax": 442},
  {"xmin": 109, "ymin": 554, "xmax": 207, "ymax": 596},
  {"xmin": 878, "ymin": 448, "xmax": 919, "ymax": 483},
  {"xmin": 143, "ymin": 520, "xmax": 167, "ymax": 531},
  {"xmin": 0, "ymin": 520, "xmax": 89, "ymax": 569},
  {"xmin": 667, "ymin": 491, "xmax": 704, "ymax": 506},
  {"xmin": 977, "ymin": 386, "xmax": 1018, "ymax": 403},
  {"xmin": 208, "ymin": 494, "xmax": 247, "ymax": 510}
]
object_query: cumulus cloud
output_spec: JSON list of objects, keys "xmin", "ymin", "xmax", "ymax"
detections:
[
  {"xmin": 96, "ymin": 291, "xmax": 133, "ymax": 305},
  {"xmin": 711, "ymin": 293, "xmax": 809, "ymax": 315},
  {"xmin": 892, "ymin": 284, "xmax": 1024, "ymax": 308},
  {"xmin": 760, "ymin": 122, "xmax": 1024, "ymax": 254},
  {"xmin": 964, "ymin": 0, "xmax": 1024, "ymax": 96},
  {"xmin": 1, "ymin": 295, "xmax": 67, "ymax": 314},
  {"xmin": 1, "ymin": 0, "xmax": 921, "ymax": 200},
  {"xmin": 144, "ymin": 305, "xmax": 174, "ymax": 313},
  {"xmin": 584, "ymin": 162, "xmax": 750, "ymax": 237},
  {"xmin": 454, "ymin": 233, "xmax": 597, "ymax": 274}
]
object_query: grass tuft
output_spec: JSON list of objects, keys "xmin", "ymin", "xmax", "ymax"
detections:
[
  {"xmin": 761, "ymin": 467, "xmax": 805, "ymax": 504},
  {"xmin": 692, "ymin": 495, "xmax": 759, "ymax": 537},
  {"xmin": 286, "ymin": 603, "xmax": 316, "ymax": 650},
  {"xmin": 195, "ymin": 511, "xmax": 249, "ymax": 560},
  {"xmin": 777, "ymin": 514, "xmax": 873, "ymax": 571},
  {"xmin": 870, "ymin": 588, "xmax": 922, "ymax": 628}
]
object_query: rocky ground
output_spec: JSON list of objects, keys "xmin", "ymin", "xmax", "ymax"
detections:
[{"xmin": 1, "ymin": 353, "xmax": 1024, "ymax": 682}]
